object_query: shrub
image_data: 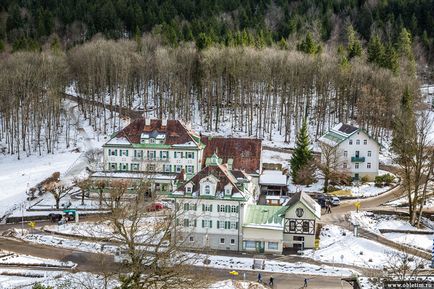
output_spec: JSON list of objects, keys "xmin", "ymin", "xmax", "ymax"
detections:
[
  {"xmin": 360, "ymin": 176, "xmax": 369, "ymax": 184},
  {"xmin": 382, "ymin": 174, "xmax": 394, "ymax": 185},
  {"xmin": 33, "ymin": 284, "xmax": 53, "ymax": 289}
]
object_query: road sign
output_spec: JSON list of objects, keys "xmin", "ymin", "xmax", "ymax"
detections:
[{"xmin": 314, "ymin": 239, "xmax": 320, "ymax": 250}]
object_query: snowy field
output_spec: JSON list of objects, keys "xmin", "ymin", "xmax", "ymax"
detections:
[
  {"xmin": 350, "ymin": 212, "xmax": 433, "ymax": 251},
  {"xmin": 14, "ymin": 232, "xmax": 355, "ymax": 277},
  {"xmin": 0, "ymin": 250, "xmax": 75, "ymax": 268},
  {"xmin": 286, "ymin": 170, "xmax": 394, "ymax": 198},
  {"xmin": 261, "ymin": 149, "xmax": 292, "ymax": 168},
  {"xmin": 302, "ymin": 225, "xmax": 430, "ymax": 269}
]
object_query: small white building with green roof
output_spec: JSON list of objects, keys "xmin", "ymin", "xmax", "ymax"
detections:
[
  {"xmin": 318, "ymin": 123, "xmax": 381, "ymax": 181},
  {"xmin": 242, "ymin": 192, "xmax": 321, "ymax": 254}
]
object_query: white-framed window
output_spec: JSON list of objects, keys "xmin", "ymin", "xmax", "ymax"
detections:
[
  {"xmin": 230, "ymin": 239, "xmax": 235, "ymax": 245},
  {"xmin": 109, "ymin": 149, "xmax": 117, "ymax": 156},
  {"xmin": 109, "ymin": 163, "xmax": 117, "ymax": 170},
  {"xmin": 220, "ymin": 238, "xmax": 225, "ymax": 244},
  {"xmin": 134, "ymin": 150, "xmax": 143, "ymax": 158},
  {"xmin": 218, "ymin": 205, "xmax": 225, "ymax": 213},
  {"xmin": 186, "ymin": 152, "xmax": 194, "ymax": 159},
  {"xmin": 217, "ymin": 221, "xmax": 225, "ymax": 229},
  {"xmin": 356, "ymin": 139, "xmax": 360, "ymax": 145},
  {"xmin": 230, "ymin": 205, "xmax": 238, "ymax": 213},
  {"xmin": 368, "ymin": 151, "xmax": 372, "ymax": 157},
  {"xmin": 225, "ymin": 187, "xmax": 231, "ymax": 195},
  {"xmin": 174, "ymin": 152, "xmax": 183, "ymax": 158},
  {"xmin": 183, "ymin": 219, "xmax": 189, "ymax": 227},
  {"xmin": 131, "ymin": 163, "xmax": 140, "ymax": 171},
  {"xmin": 186, "ymin": 187, "xmax": 192, "ymax": 194},
  {"xmin": 147, "ymin": 164, "xmax": 156, "ymax": 171},
  {"xmin": 268, "ymin": 242, "xmax": 278, "ymax": 250},
  {"xmin": 163, "ymin": 164, "xmax": 171, "ymax": 172},
  {"xmin": 204, "ymin": 185, "xmax": 211, "ymax": 195},
  {"xmin": 120, "ymin": 150, "xmax": 128, "ymax": 157},
  {"xmin": 149, "ymin": 138, "xmax": 155, "ymax": 144},
  {"xmin": 367, "ymin": 162, "xmax": 371, "ymax": 169},
  {"xmin": 120, "ymin": 163, "xmax": 128, "ymax": 171},
  {"xmin": 349, "ymin": 140, "xmax": 353, "ymax": 145},
  {"xmin": 344, "ymin": 151, "xmax": 348, "ymax": 157},
  {"xmin": 355, "ymin": 163, "xmax": 359, "ymax": 169},
  {"xmin": 160, "ymin": 151, "xmax": 168, "ymax": 159},
  {"xmin": 147, "ymin": 150, "xmax": 156, "ymax": 160},
  {"xmin": 189, "ymin": 236, "xmax": 194, "ymax": 242},
  {"xmin": 201, "ymin": 220, "xmax": 212, "ymax": 228},
  {"xmin": 244, "ymin": 241, "xmax": 256, "ymax": 249},
  {"xmin": 186, "ymin": 165, "xmax": 194, "ymax": 174},
  {"xmin": 202, "ymin": 204, "xmax": 212, "ymax": 212},
  {"xmin": 230, "ymin": 222, "xmax": 237, "ymax": 230},
  {"xmin": 176, "ymin": 165, "xmax": 182, "ymax": 173},
  {"xmin": 364, "ymin": 139, "xmax": 367, "ymax": 145}
]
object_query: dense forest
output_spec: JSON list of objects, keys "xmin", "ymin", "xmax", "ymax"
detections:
[
  {"xmin": 0, "ymin": 0, "xmax": 433, "ymax": 62},
  {"xmin": 0, "ymin": 36, "xmax": 420, "ymax": 158},
  {"xmin": 0, "ymin": 1, "xmax": 431, "ymax": 158}
]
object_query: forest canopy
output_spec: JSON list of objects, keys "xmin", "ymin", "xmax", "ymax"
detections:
[{"xmin": 0, "ymin": 0, "xmax": 433, "ymax": 61}]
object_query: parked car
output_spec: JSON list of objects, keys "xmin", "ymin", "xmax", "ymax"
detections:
[
  {"xmin": 330, "ymin": 196, "xmax": 341, "ymax": 206},
  {"xmin": 146, "ymin": 202, "xmax": 164, "ymax": 212}
]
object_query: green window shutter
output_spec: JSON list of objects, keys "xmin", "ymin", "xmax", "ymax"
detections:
[
  {"xmin": 108, "ymin": 149, "xmax": 111, "ymax": 155},
  {"xmin": 210, "ymin": 205, "xmax": 213, "ymax": 212},
  {"xmin": 126, "ymin": 150, "xmax": 128, "ymax": 157},
  {"xmin": 236, "ymin": 222, "xmax": 239, "ymax": 229},
  {"xmin": 217, "ymin": 221, "xmax": 220, "ymax": 229},
  {"xmin": 191, "ymin": 152, "xmax": 194, "ymax": 159},
  {"xmin": 202, "ymin": 220, "xmax": 204, "ymax": 228},
  {"xmin": 160, "ymin": 151, "xmax": 162, "ymax": 159},
  {"xmin": 174, "ymin": 152, "xmax": 177, "ymax": 159},
  {"xmin": 217, "ymin": 205, "xmax": 220, "ymax": 212},
  {"xmin": 114, "ymin": 150, "xmax": 117, "ymax": 156},
  {"xmin": 202, "ymin": 204, "xmax": 205, "ymax": 211},
  {"xmin": 194, "ymin": 204, "xmax": 197, "ymax": 211},
  {"xmin": 209, "ymin": 221, "xmax": 212, "ymax": 228}
]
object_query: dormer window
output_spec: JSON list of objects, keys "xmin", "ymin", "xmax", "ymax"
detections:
[
  {"xmin": 204, "ymin": 185, "xmax": 211, "ymax": 195},
  {"xmin": 225, "ymin": 188, "xmax": 231, "ymax": 195},
  {"xmin": 186, "ymin": 187, "xmax": 192, "ymax": 194},
  {"xmin": 149, "ymin": 138, "xmax": 155, "ymax": 144}
]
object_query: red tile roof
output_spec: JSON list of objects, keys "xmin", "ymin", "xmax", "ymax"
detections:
[
  {"xmin": 176, "ymin": 164, "xmax": 249, "ymax": 194},
  {"xmin": 112, "ymin": 118, "xmax": 199, "ymax": 145},
  {"xmin": 201, "ymin": 137, "xmax": 262, "ymax": 174}
]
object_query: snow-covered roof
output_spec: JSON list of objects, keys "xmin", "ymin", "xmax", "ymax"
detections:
[
  {"xmin": 91, "ymin": 171, "xmax": 177, "ymax": 180},
  {"xmin": 259, "ymin": 170, "xmax": 287, "ymax": 186},
  {"xmin": 106, "ymin": 137, "xmax": 131, "ymax": 145},
  {"xmin": 318, "ymin": 123, "xmax": 359, "ymax": 147}
]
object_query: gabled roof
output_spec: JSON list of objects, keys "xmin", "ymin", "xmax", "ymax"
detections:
[
  {"xmin": 284, "ymin": 191, "xmax": 321, "ymax": 219},
  {"xmin": 318, "ymin": 122, "xmax": 382, "ymax": 148},
  {"xmin": 175, "ymin": 164, "xmax": 250, "ymax": 199},
  {"xmin": 104, "ymin": 119, "xmax": 201, "ymax": 147},
  {"xmin": 243, "ymin": 205, "xmax": 284, "ymax": 229},
  {"xmin": 201, "ymin": 136, "xmax": 262, "ymax": 174}
]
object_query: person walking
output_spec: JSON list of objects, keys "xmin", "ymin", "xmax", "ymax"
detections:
[
  {"xmin": 269, "ymin": 275, "xmax": 274, "ymax": 287},
  {"xmin": 304, "ymin": 278, "xmax": 308, "ymax": 287},
  {"xmin": 257, "ymin": 272, "xmax": 262, "ymax": 283}
]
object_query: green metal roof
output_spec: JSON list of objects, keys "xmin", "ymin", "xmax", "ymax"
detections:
[
  {"xmin": 322, "ymin": 130, "xmax": 348, "ymax": 144},
  {"xmin": 244, "ymin": 205, "xmax": 287, "ymax": 226}
]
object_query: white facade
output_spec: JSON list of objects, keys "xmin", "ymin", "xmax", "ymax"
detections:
[
  {"xmin": 104, "ymin": 144, "xmax": 203, "ymax": 176},
  {"xmin": 338, "ymin": 131, "xmax": 380, "ymax": 180},
  {"xmin": 319, "ymin": 123, "xmax": 381, "ymax": 181}
]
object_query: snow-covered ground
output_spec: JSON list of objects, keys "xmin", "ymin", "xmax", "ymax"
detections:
[
  {"xmin": 0, "ymin": 250, "xmax": 75, "ymax": 268},
  {"xmin": 287, "ymin": 170, "xmax": 394, "ymax": 197},
  {"xmin": 15, "ymin": 232, "xmax": 355, "ymax": 277},
  {"xmin": 261, "ymin": 149, "xmax": 292, "ymax": 168},
  {"xmin": 349, "ymin": 212, "xmax": 434, "ymax": 251},
  {"xmin": 0, "ymin": 100, "xmax": 121, "ymax": 221},
  {"xmin": 302, "ymin": 225, "xmax": 430, "ymax": 269},
  {"xmin": 210, "ymin": 280, "xmax": 266, "ymax": 289}
]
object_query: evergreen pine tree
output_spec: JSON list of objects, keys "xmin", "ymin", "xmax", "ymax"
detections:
[
  {"xmin": 290, "ymin": 118, "xmax": 314, "ymax": 184},
  {"xmin": 367, "ymin": 35, "xmax": 385, "ymax": 66}
]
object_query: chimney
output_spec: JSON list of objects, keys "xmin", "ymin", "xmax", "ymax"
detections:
[{"xmin": 145, "ymin": 118, "xmax": 151, "ymax": 126}]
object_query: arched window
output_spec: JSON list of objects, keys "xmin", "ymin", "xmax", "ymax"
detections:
[{"xmin": 204, "ymin": 185, "xmax": 211, "ymax": 195}]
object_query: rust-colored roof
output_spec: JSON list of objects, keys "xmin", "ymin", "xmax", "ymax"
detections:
[
  {"xmin": 201, "ymin": 137, "xmax": 262, "ymax": 174},
  {"xmin": 113, "ymin": 118, "xmax": 199, "ymax": 145},
  {"xmin": 176, "ymin": 164, "xmax": 248, "ymax": 194}
]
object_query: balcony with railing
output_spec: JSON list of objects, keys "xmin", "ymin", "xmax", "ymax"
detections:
[{"xmin": 351, "ymin": 156, "xmax": 365, "ymax": 162}]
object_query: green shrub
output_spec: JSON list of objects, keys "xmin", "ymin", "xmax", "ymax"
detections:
[
  {"xmin": 360, "ymin": 176, "xmax": 369, "ymax": 184},
  {"xmin": 32, "ymin": 284, "xmax": 53, "ymax": 289}
]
